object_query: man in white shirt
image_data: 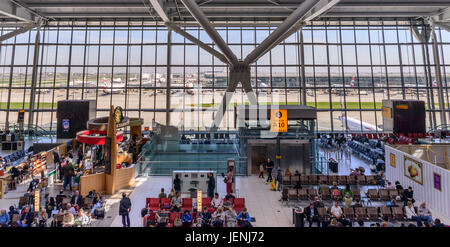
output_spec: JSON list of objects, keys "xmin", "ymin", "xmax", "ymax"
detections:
[
  {"xmin": 330, "ymin": 201, "xmax": 343, "ymax": 219},
  {"xmin": 210, "ymin": 193, "xmax": 223, "ymax": 209},
  {"xmin": 330, "ymin": 201, "xmax": 350, "ymax": 226}
]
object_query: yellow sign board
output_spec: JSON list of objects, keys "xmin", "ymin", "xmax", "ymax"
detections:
[
  {"xmin": 396, "ymin": 104, "xmax": 409, "ymax": 110},
  {"xmin": 270, "ymin": 109, "xmax": 287, "ymax": 132},
  {"xmin": 34, "ymin": 190, "xmax": 40, "ymax": 212},
  {"xmin": 197, "ymin": 190, "xmax": 202, "ymax": 210},
  {"xmin": 390, "ymin": 153, "xmax": 396, "ymax": 168},
  {"xmin": 382, "ymin": 107, "xmax": 392, "ymax": 118}
]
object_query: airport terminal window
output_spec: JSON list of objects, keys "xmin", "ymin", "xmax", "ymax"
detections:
[{"xmin": 0, "ymin": 19, "xmax": 449, "ymax": 132}]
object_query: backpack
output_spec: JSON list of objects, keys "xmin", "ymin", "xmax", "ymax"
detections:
[
  {"xmin": 332, "ymin": 189, "xmax": 341, "ymax": 197},
  {"xmin": 141, "ymin": 208, "xmax": 148, "ymax": 217}
]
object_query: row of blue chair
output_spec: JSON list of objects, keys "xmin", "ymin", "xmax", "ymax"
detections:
[
  {"xmin": 3, "ymin": 150, "xmax": 26, "ymax": 163},
  {"xmin": 347, "ymin": 140, "xmax": 384, "ymax": 163}
]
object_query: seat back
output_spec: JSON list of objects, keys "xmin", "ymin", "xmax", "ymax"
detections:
[
  {"xmin": 308, "ymin": 189, "xmax": 318, "ymax": 199},
  {"xmin": 282, "ymin": 176, "xmax": 291, "ymax": 185},
  {"xmin": 392, "ymin": 207, "xmax": 405, "ymax": 220},
  {"xmin": 380, "ymin": 206, "xmax": 392, "ymax": 219},
  {"xmin": 355, "ymin": 207, "xmax": 367, "ymax": 220},
  {"xmin": 309, "ymin": 175, "xmax": 318, "ymax": 185},
  {"xmin": 234, "ymin": 198, "xmax": 245, "ymax": 211},
  {"xmin": 353, "ymin": 189, "xmax": 361, "ymax": 200},
  {"xmin": 366, "ymin": 175, "xmax": 377, "ymax": 185},
  {"xmin": 328, "ymin": 175, "xmax": 338, "ymax": 184},
  {"xmin": 319, "ymin": 175, "xmax": 329, "ymax": 185},
  {"xmin": 202, "ymin": 197, "xmax": 211, "ymax": 208},
  {"xmin": 288, "ymin": 189, "xmax": 298, "ymax": 199},
  {"xmin": 298, "ymin": 189, "xmax": 308, "ymax": 200},
  {"xmin": 389, "ymin": 190, "xmax": 398, "ymax": 199},
  {"xmin": 367, "ymin": 207, "xmax": 379, "ymax": 220},
  {"xmin": 343, "ymin": 208, "xmax": 355, "ymax": 219},
  {"xmin": 348, "ymin": 175, "xmax": 357, "ymax": 185},
  {"xmin": 379, "ymin": 189, "xmax": 389, "ymax": 200},
  {"xmin": 291, "ymin": 175, "xmax": 300, "ymax": 183},
  {"xmin": 147, "ymin": 198, "xmax": 160, "ymax": 209},
  {"xmin": 300, "ymin": 176, "xmax": 309, "ymax": 185},
  {"xmin": 338, "ymin": 176, "xmax": 348, "ymax": 185},
  {"xmin": 356, "ymin": 175, "xmax": 366, "ymax": 185},
  {"xmin": 182, "ymin": 198, "xmax": 193, "ymax": 208},
  {"xmin": 367, "ymin": 189, "xmax": 378, "ymax": 200}
]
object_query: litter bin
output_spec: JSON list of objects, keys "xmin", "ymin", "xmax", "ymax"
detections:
[
  {"xmin": 328, "ymin": 159, "xmax": 338, "ymax": 173},
  {"xmin": 293, "ymin": 207, "xmax": 304, "ymax": 227}
]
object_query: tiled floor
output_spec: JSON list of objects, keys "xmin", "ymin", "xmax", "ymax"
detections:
[
  {"xmin": 107, "ymin": 175, "xmax": 293, "ymax": 227},
  {"xmin": 2, "ymin": 145, "xmax": 449, "ymax": 227}
]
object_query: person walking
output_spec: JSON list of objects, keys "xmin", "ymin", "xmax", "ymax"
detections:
[
  {"xmin": 265, "ymin": 158, "xmax": 274, "ymax": 184},
  {"xmin": 53, "ymin": 148, "xmax": 61, "ymax": 181},
  {"xmin": 119, "ymin": 193, "xmax": 132, "ymax": 227},
  {"xmin": 62, "ymin": 159, "xmax": 74, "ymax": 191},
  {"xmin": 207, "ymin": 173, "xmax": 215, "ymax": 198},
  {"xmin": 173, "ymin": 174, "xmax": 181, "ymax": 192},
  {"xmin": 258, "ymin": 163, "xmax": 264, "ymax": 179},
  {"xmin": 226, "ymin": 168, "xmax": 233, "ymax": 195}
]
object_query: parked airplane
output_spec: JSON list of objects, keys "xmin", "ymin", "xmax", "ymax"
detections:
[
  {"xmin": 103, "ymin": 78, "xmax": 126, "ymax": 94},
  {"xmin": 69, "ymin": 79, "xmax": 97, "ymax": 92},
  {"xmin": 330, "ymin": 77, "xmax": 369, "ymax": 95},
  {"xmin": 338, "ymin": 113, "xmax": 382, "ymax": 132}
]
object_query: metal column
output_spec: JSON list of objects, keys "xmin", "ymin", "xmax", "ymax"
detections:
[
  {"xmin": 431, "ymin": 28, "xmax": 447, "ymax": 126},
  {"xmin": 27, "ymin": 26, "xmax": 40, "ymax": 128},
  {"xmin": 166, "ymin": 29, "xmax": 172, "ymax": 126}
]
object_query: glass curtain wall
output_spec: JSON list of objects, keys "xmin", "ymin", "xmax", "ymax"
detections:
[{"xmin": 0, "ymin": 19, "xmax": 449, "ymax": 132}]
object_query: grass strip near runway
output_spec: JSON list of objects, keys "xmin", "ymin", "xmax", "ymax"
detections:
[
  {"xmin": 0, "ymin": 102, "xmax": 57, "ymax": 109},
  {"xmin": 190, "ymin": 102, "xmax": 383, "ymax": 109},
  {"xmin": 190, "ymin": 101, "xmax": 448, "ymax": 109}
]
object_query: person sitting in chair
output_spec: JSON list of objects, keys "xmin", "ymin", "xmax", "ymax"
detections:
[
  {"xmin": 305, "ymin": 203, "xmax": 321, "ymax": 227},
  {"xmin": 198, "ymin": 206, "xmax": 212, "ymax": 227},
  {"xmin": 181, "ymin": 210, "xmax": 193, "ymax": 227},
  {"xmin": 211, "ymin": 193, "xmax": 223, "ymax": 209},
  {"xmin": 170, "ymin": 192, "xmax": 182, "ymax": 212},
  {"xmin": 237, "ymin": 208, "xmax": 252, "ymax": 227}
]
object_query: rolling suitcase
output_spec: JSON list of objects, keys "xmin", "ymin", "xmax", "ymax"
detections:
[{"xmin": 95, "ymin": 208, "xmax": 105, "ymax": 219}]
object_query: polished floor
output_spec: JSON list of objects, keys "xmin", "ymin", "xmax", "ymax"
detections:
[{"xmin": 2, "ymin": 145, "xmax": 449, "ymax": 227}]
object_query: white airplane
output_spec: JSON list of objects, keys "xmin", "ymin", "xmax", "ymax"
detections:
[
  {"xmin": 338, "ymin": 113, "xmax": 382, "ymax": 132},
  {"xmin": 69, "ymin": 79, "xmax": 97, "ymax": 92},
  {"xmin": 103, "ymin": 77, "xmax": 126, "ymax": 94},
  {"xmin": 171, "ymin": 80, "xmax": 195, "ymax": 95},
  {"xmin": 405, "ymin": 80, "xmax": 438, "ymax": 94}
]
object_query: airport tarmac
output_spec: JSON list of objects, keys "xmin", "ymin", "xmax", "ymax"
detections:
[{"xmin": 0, "ymin": 88, "xmax": 445, "ymax": 131}]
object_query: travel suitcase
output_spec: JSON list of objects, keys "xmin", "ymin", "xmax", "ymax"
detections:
[{"xmin": 95, "ymin": 208, "xmax": 105, "ymax": 219}]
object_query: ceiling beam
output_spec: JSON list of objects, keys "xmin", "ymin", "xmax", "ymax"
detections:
[
  {"xmin": 243, "ymin": 0, "xmax": 320, "ymax": 65},
  {"xmin": 0, "ymin": 20, "xmax": 40, "ymax": 42},
  {"xmin": 164, "ymin": 22, "xmax": 228, "ymax": 64},
  {"xmin": 148, "ymin": 0, "xmax": 169, "ymax": 22},
  {"xmin": 0, "ymin": 0, "xmax": 35, "ymax": 22},
  {"xmin": 303, "ymin": 0, "xmax": 341, "ymax": 22},
  {"xmin": 180, "ymin": 0, "xmax": 237, "ymax": 64},
  {"xmin": 433, "ymin": 7, "xmax": 450, "ymax": 22}
]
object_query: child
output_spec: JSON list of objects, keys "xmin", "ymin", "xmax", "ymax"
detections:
[{"xmin": 259, "ymin": 163, "xmax": 264, "ymax": 179}]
